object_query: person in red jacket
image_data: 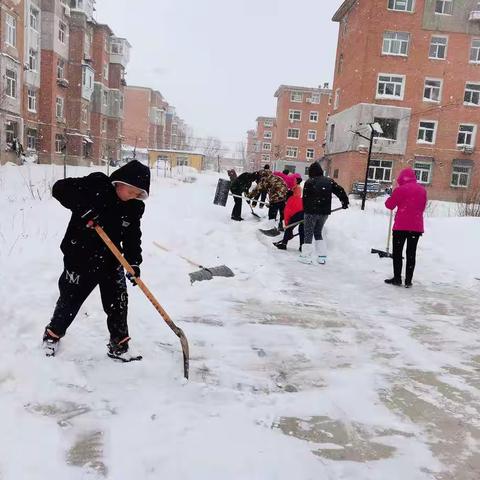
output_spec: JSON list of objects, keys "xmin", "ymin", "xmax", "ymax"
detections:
[
  {"xmin": 273, "ymin": 185, "xmax": 304, "ymax": 251},
  {"xmin": 385, "ymin": 167, "xmax": 427, "ymax": 288}
]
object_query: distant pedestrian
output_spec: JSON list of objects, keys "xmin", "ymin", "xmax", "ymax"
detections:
[{"xmin": 384, "ymin": 168, "xmax": 427, "ymax": 288}]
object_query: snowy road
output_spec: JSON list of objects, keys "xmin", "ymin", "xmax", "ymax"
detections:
[{"xmin": 1, "ymin": 164, "xmax": 479, "ymax": 479}]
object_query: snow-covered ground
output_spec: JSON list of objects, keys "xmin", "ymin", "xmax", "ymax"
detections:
[{"xmin": 0, "ymin": 163, "xmax": 479, "ymax": 480}]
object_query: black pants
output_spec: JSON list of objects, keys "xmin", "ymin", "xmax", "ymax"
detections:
[
  {"xmin": 47, "ymin": 261, "xmax": 129, "ymax": 343},
  {"xmin": 231, "ymin": 195, "xmax": 243, "ymax": 219},
  {"xmin": 392, "ymin": 230, "xmax": 421, "ymax": 283},
  {"xmin": 282, "ymin": 211, "xmax": 304, "ymax": 246},
  {"xmin": 252, "ymin": 191, "xmax": 267, "ymax": 208},
  {"xmin": 268, "ymin": 200, "xmax": 285, "ymax": 227}
]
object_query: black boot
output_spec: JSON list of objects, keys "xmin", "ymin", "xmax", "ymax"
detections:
[
  {"xmin": 273, "ymin": 241, "xmax": 287, "ymax": 250},
  {"xmin": 405, "ymin": 279, "xmax": 413, "ymax": 288},
  {"xmin": 385, "ymin": 277, "xmax": 402, "ymax": 286}
]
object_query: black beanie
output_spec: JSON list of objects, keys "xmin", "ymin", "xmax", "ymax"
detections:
[
  {"xmin": 110, "ymin": 160, "xmax": 151, "ymax": 199},
  {"xmin": 308, "ymin": 162, "xmax": 324, "ymax": 178}
]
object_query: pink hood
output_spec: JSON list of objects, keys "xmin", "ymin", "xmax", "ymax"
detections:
[
  {"xmin": 385, "ymin": 168, "xmax": 427, "ymax": 233},
  {"xmin": 273, "ymin": 171, "xmax": 296, "ymax": 190}
]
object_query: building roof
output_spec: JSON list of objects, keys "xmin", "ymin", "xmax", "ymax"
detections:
[
  {"xmin": 332, "ymin": 0, "xmax": 357, "ymax": 22},
  {"xmin": 274, "ymin": 84, "xmax": 331, "ymax": 97},
  {"xmin": 148, "ymin": 148, "xmax": 205, "ymax": 156},
  {"xmin": 256, "ymin": 116, "xmax": 275, "ymax": 121}
]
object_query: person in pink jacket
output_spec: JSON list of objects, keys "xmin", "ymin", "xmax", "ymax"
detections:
[{"xmin": 385, "ymin": 167, "xmax": 427, "ymax": 288}]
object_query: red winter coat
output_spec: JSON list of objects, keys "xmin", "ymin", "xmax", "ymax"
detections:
[
  {"xmin": 284, "ymin": 186, "xmax": 303, "ymax": 226},
  {"xmin": 385, "ymin": 168, "xmax": 427, "ymax": 233}
]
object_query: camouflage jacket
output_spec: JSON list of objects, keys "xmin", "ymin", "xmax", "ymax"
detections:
[{"xmin": 248, "ymin": 171, "xmax": 288, "ymax": 204}]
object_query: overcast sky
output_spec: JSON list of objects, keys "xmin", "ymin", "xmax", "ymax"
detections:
[{"xmin": 95, "ymin": 0, "xmax": 340, "ymax": 148}]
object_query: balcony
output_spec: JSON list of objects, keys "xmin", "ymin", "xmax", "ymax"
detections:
[
  {"xmin": 469, "ymin": 10, "xmax": 480, "ymax": 21},
  {"xmin": 110, "ymin": 38, "xmax": 131, "ymax": 68},
  {"xmin": 57, "ymin": 78, "xmax": 70, "ymax": 88}
]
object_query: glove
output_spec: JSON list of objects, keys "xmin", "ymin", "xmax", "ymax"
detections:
[
  {"xmin": 81, "ymin": 208, "xmax": 100, "ymax": 228},
  {"xmin": 251, "ymin": 201, "xmax": 257, "ymax": 208},
  {"xmin": 342, "ymin": 203, "xmax": 349, "ymax": 210},
  {"xmin": 126, "ymin": 265, "xmax": 140, "ymax": 286}
]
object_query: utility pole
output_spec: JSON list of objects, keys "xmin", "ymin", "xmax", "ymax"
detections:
[{"xmin": 217, "ymin": 154, "xmax": 220, "ymax": 173}]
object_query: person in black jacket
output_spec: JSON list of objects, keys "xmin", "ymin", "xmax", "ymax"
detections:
[
  {"xmin": 300, "ymin": 161, "xmax": 349, "ymax": 265},
  {"xmin": 230, "ymin": 172, "xmax": 256, "ymax": 221},
  {"xmin": 43, "ymin": 160, "xmax": 150, "ymax": 360}
]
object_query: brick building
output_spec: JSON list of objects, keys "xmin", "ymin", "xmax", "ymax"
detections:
[
  {"xmin": 250, "ymin": 116, "xmax": 276, "ymax": 170},
  {"xmin": 326, "ymin": 0, "xmax": 480, "ymax": 201}
]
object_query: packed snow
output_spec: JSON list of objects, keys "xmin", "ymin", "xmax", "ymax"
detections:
[{"xmin": 0, "ymin": 163, "xmax": 479, "ymax": 479}]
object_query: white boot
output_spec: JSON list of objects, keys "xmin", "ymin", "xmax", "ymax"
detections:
[
  {"xmin": 315, "ymin": 240, "xmax": 327, "ymax": 265},
  {"xmin": 298, "ymin": 243, "xmax": 314, "ymax": 264}
]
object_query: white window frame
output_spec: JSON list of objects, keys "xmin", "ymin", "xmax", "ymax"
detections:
[
  {"xmin": 56, "ymin": 97, "xmax": 64, "ymax": 119},
  {"xmin": 263, "ymin": 130, "xmax": 272, "ymax": 139},
  {"xmin": 451, "ymin": 165, "xmax": 472, "ymax": 188},
  {"xmin": 27, "ymin": 89, "xmax": 37, "ymax": 112},
  {"xmin": 429, "ymin": 36, "xmax": 448, "ymax": 60},
  {"xmin": 470, "ymin": 39, "xmax": 480, "ymax": 64},
  {"xmin": 26, "ymin": 129, "xmax": 37, "ymax": 151},
  {"xmin": 261, "ymin": 154, "xmax": 270, "ymax": 162},
  {"xmin": 59, "ymin": 21, "xmax": 66, "ymax": 43},
  {"xmin": 382, "ymin": 31, "xmax": 410, "ymax": 56},
  {"xmin": 435, "ymin": 0, "xmax": 453, "ymax": 15},
  {"xmin": 307, "ymin": 130, "xmax": 317, "ymax": 141},
  {"xmin": 103, "ymin": 90, "xmax": 109, "ymax": 106},
  {"xmin": 368, "ymin": 160, "xmax": 393, "ymax": 182},
  {"xmin": 387, "ymin": 0, "xmax": 414, "ymax": 12},
  {"xmin": 29, "ymin": 48, "xmax": 38, "ymax": 72},
  {"xmin": 6, "ymin": 14, "xmax": 16, "ymax": 47},
  {"xmin": 5, "ymin": 69, "xmax": 17, "ymax": 98},
  {"xmin": 417, "ymin": 120, "xmax": 437, "ymax": 144},
  {"xmin": 103, "ymin": 63, "xmax": 109, "ymax": 81},
  {"xmin": 334, "ymin": 88, "xmax": 340, "ymax": 110},
  {"xmin": 310, "ymin": 93, "xmax": 320, "ymax": 104},
  {"xmin": 309, "ymin": 111, "xmax": 319, "ymax": 122},
  {"xmin": 286, "ymin": 146, "xmax": 298, "ymax": 158},
  {"xmin": 457, "ymin": 124, "xmax": 476, "ymax": 147},
  {"xmin": 329, "ymin": 124, "xmax": 335, "ymax": 143},
  {"xmin": 423, "ymin": 78, "xmax": 442, "ymax": 103},
  {"xmin": 55, "ymin": 134, "xmax": 64, "ymax": 153},
  {"xmin": 287, "ymin": 128, "xmax": 300, "ymax": 139},
  {"xmin": 290, "ymin": 91, "xmax": 303, "ymax": 103},
  {"xmin": 264, "ymin": 119, "xmax": 273, "ymax": 127},
  {"xmin": 464, "ymin": 82, "xmax": 480, "ymax": 106},
  {"xmin": 57, "ymin": 58, "xmax": 65, "ymax": 79},
  {"xmin": 29, "ymin": 7, "xmax": 39, "ymax": 31},
  {"xmin": 82, "ymin": 105, "xmax": 88, "ymax": 123},
  {"xmin": 413, "ymin": 161, "xmax": 432, "ymax": 184},
  {"xmin": 289, "ymin": 109, "xmax": 302, "ymax": 121},
  {"xmin": 376, "ymin": 74, "xmax": 406, "ymax": 100},
  {"xmin": 262, "ymin": 142, "xmax": 271, "ymax": 151},
  {"xmin": 306, "ymin": 148, "xmax": 315, "ymax": 159}
]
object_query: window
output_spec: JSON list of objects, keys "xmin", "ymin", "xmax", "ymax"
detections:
[
  {"xmin": 284, "ymin": 164, "xmax": 296, "ymax": 173},
  {"xmin": 27, "ymin": 89, "xmax": 37, "ymax": 112},
  {"xmin": 6, "ymin": 14, "xmax": 16, "ymax": 47},
  {"xmin": 470, "ymin": 39, "xmax": 480, "ymax": 64},
  {"xmin": 57, "ymin": 59, "xmax": 65, "ymax": 79},
  {"xmin": 373, "ymin": 117, "xmax": 399, "ymax": 140},
  {"xmin": 464, "ymin": 83, "xmax": 480, "ymax": 106},
  {"xmin": 304, "ymin": 166, "xmax": 310, "ymax": 175},
  {"xmin": 414, "ymin": 162, "xmax": 432, "ymax": 184},
  {"xmin": 310, "ymin": 93, "xmax": 320, "ymax": 104},
  {"xmin": 329, "ymin": 124, "xmax": 335, "ymax": 142},
  {"xmin": 310, "ymin": 111, "xmax": 318, "ymax": 122},
  {"xmin": 287, "ymin": 128, "xmax": 300, "ymax": 139},
  {"xmin": 103, "ymin": 63, "xmax": 109, "ymax": 80},
  {"xmin": 59, "ymin": 21, "xmax": 66, "ymax": 43},
  {"xmin": 264, "ymin": 130, "xmax": 272, "ymax": 139},
  {"xmin": 429, "ymin": 36, "xmax": 448, "ymax": 59},
  {"xmin": 29, "ymin": 49, "xmax": 38, "ymax": 72},
  {"xmin": 377, "ymin": 74, "xmax": 405, "ymax": 99},
  {"xmin": 451, "ymin": 165, "xmax": 471, "ymax": 187},
  {"xmin": 103, "ymin": 90, "xmax": 109, "ymax": 105},
  {"xmin": 286, "ymin": 146, "xmax": 298, "ymax": 158},
  {"xmin": 423, "ymin": 78, "xmax": 442, "ymax": 102},
  {"xmin": 417, "ymin": 121, "xmax": 437, "ymax": 144},
  {"xmin": 262, "ymin": 142, "xmax": 271, "ymax": 151},
  {"xmin": 337, "ymin": 54, "xmax": 344, "ymax": 74},
  {"xmin": 264, "ymin": 119, "xmax": 273, "ymax": 127},
  {"xmin": 368, "ymin": 160, "xmax": 393, "ymax": 182},
  {"xmin": 334, "ymin": 88, "xmax": 340, "ymax": 110},
  {"xmin": 388, "ymin": 0, "xmax": 414, "ymax": 11},
  {"xmin": 261, "ymin": 154, "xmax": 270, "ymax": 162},
  {"xmin": 111, "ymin": 40, "xmax": 123, "ymax": 55},
  {"xmin": 177, "ymin": 157, "xmax": 188, "ymax": 166},
  {"xmin": 435, "ymin": 0, "xmax": 453, "ymax": 15},
  {"xmin": 306, "ymin": 148, "xmax": 315, "ymax": 159},
  {"xmin": 55, "ymin": 134, "xmax": 64, "ymax": 153},
  {"xmin": 81, "ymin": 105, "xmax": 88, "ymax": 123},
  {"xmin": 289, "ymin": 109, "xmax": 301, "ymax": 121},
  {"xmin": 307, "ymin": 130, "xmax": 317, "ymax": 141},
  {"xmin": 56, "ymin": 97, "xmax": 64, "ymax": 119},
  {"xmin": 26, "ymin": 129, "xmax": 37, "ymax": 150},
  {"xmin": 457, "ymin": 124, "xmax": 476, "ymax": 147},
  {"xmin": 333, "ymin": 169, "xmax": 339, "ymax": 179},
  {"xmin": 382, "ymin": 31, "xmax": 410, "ymax": 56},
  {"xmin": 5, "ymin": 69, "xmax": 17, "ymax": 98},
  {"xmin": 30, "ymin": 7, "xmax": 39, "ymax": 31},
  {"xmin": 102, "ymin": 118, "xmax": 107, "ymax": 132},
  {"xmin": 291, "ymin": 91, "xmax": 303, "ymax": 102},
  {"xmin": 5, "ymin": 121, "xmax": 18, "ymax": 145}
]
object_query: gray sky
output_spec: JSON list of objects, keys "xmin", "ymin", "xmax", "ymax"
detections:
[{"xmin": 95, "ymin": 0, "xmax": 340, "ymax": 148}]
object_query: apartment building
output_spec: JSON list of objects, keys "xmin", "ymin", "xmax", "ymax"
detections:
[
  {"xmin": 274, "ymin": 84, "xmax": 331, "ymax": 174},
  {"xmin": 246, "ymin": 128, "xmax": 257, "ymax": 169},
  {"xmin": 252, "ymin": 116, "xmax": 276, "ymax": 170},
  {"xmin": 326, "ymin": 0, "xmax": 480, "ymax": 201}
]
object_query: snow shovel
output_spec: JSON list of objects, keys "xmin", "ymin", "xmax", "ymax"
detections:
[
  {"xmin": 371, "ymin": 210, "xmax": 394, "ymax": 259},
  {"xmin": 91, "ymin": 223, "xmax": 190, "ymax": 379},
  {"xmin": 213, "ymin": 178, "xmax": 269, "ymax": 210},
  {"xmin": 153, "ymin": 242, "xmax": 234, "ymax": 284}
]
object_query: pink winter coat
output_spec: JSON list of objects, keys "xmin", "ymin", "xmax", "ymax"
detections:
[
  {"xmin": 385, "ymin": 168, "xmax": 427, "ymax": 233},
  {"xmin": 273, "ymin": 171, "xmax": 296, "ymax": 190}
]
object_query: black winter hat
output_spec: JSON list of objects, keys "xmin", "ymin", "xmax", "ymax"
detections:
[
  {"xmin": 110, "ymin": 160, "xmax": 151, "ymax": 200},
  {"xmin": 308, "ymin": 162, "xmax": 324, "ymax": 178}
]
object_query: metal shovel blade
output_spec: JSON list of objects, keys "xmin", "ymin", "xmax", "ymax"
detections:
[
  {"xmin": 213, "ymin": 179, "xmax": 231, "ymax": 206},
  {"xmin": 189, "ymin": 265, "xmax": 235, "ymax": 284},
  {"xmin": 259, "ymin": 227, "xmax": 281, "ymax": 237},
  {"xmin": 371, "ymin": 248, "xmax": 393, "ymax": 259}
]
